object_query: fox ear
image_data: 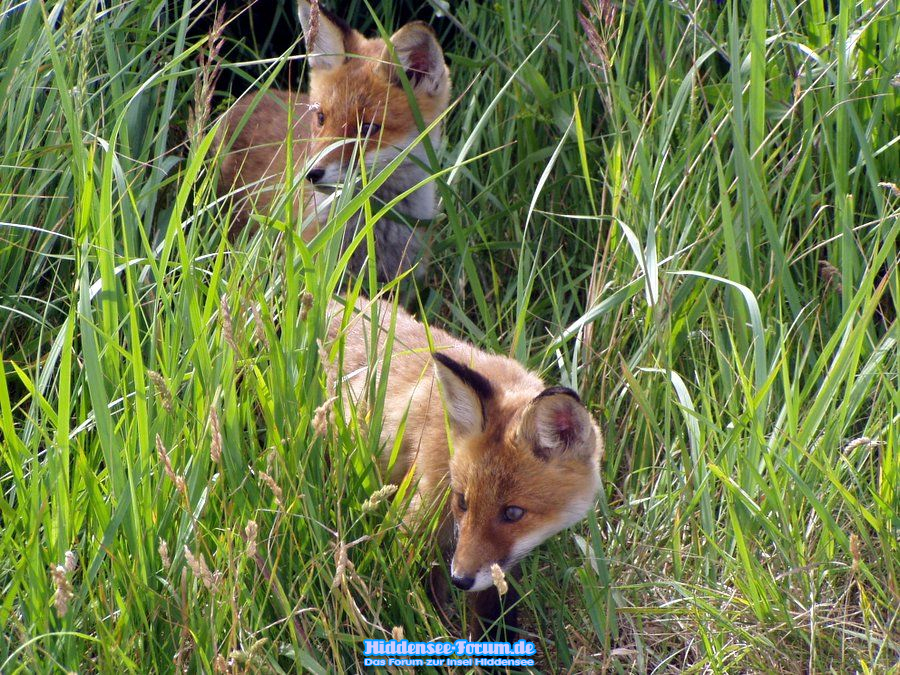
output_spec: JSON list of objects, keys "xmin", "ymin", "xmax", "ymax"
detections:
[
  {"xmin": 378, "ymin": 22, "xmax": 448, "ymax": 95},
  {"xmin": 433, "ymin": 352, "xmax": 493, "ymax": 434},
  {"xmin": 298, "ymin": 0, "xmax": 350, "ymax": 70},
  {"xmin": 519, "ymin": 387, "xmax": 596, "ymax": 461}
]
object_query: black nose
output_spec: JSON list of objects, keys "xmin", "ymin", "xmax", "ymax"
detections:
[
  {"xmin": 306, "ymin": 168, "xmax": 325, "ymax": 184},
  {"xmin": 450, "ymin": 574, "xmax": 475, "ymax": 591}
]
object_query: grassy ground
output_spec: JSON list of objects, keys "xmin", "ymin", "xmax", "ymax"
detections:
[{"xmin": 1, "ymin": 0, "xmax": 898, "ymax": 671}]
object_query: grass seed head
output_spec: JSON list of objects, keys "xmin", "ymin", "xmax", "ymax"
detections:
[
  {"xmin": 209, "ymin": 406, "xmax": 222, "ymax": 463},
  {"xmin": 147, "ymin": 370, "xmax": 174, "ymax": 413},
  {"xmin": 158, "ymin": 538, "xmax": 171, "ymax": 568},
  {"xmin": 313, "ymin": 396, "xmax": 337, "ymax": 438},
  {"xmin": 50, "ymin": 565, "xmax": 73, "ymax": 617},
  {"xmin": 844, "ymin": 436, "xmax": 882, "ymax": 452},
  {"xmin": 361, "ymin": 484, "xmax": 398, "ymax": 514},
  {"xmin": 332, "ymin": 540, "xmax": 353, "ymax": 588},
  {"xmin": 183, "ymin": 546, "xmax": 217, "ymax": 591},
  {"xmin": 316, "ymin": 338, "xmax": 329, "ymax": 367},
  {"xmin": 579, "ymin": 0, "xmax": 618, "ymax": 71},
  {"xmin": 818, "ymin": 260, "xmax": 843, "ymax": 296},
  {"xmin": 258, "ymin": 470, "xmax": 284, "ymax": 508},
  {"xmin": 156, "ymin": 434, "xmax": 187, "ymax": 498},
  {"xmin": 878, "ymin": 181, "xmax": 900, "ymax": 198},
  {"xmin": 250, "ymin": 304, "xmax": 269, "ymax": 348},
  {"xmin": 300, "ymin": 291, "xmax": 314, "ymax": 321},
  {"xmin": 248, "ymin": 638, "xmax": 269, "ymax": 656},
  {"xmin": 188, "ymin": 5, "xmax": 224, "ymax": 145},
  {"xmin": 490, "ymin": 563, "xmax": 508, "ymax": 596},
  {"xmin": 245, "ymin": 520, "xmax": 258, "ymax": 558},
  {"xmin": 849, "ymin": 533, "xmax": 861, "ymax": 572},
  {"xmin": 220, "ymin": 294, "xmax": 238, "ymax": 352},
  {"xmin": 156, "ymin": 434, "xmax": 175, "ymax": 479}
]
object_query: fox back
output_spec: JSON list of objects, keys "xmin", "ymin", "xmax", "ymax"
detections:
[
  {"xmin": 326, "ymin": 297, "xmax": 603, "ymax": 594},
  {"xmin": 216, "ymin": 2, "xmax": 451, "ymax": 281}
]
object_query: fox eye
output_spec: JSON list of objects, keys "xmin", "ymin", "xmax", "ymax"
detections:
[
  {"xmin": 360, "ymin": 122, "xmax": 382, "ymax": 137},
  {"xmin": 456, "ymin": 492, "xmax": 467, "ymax": 512},
  {"xmin": 317, "ymin": 111, "xmax": 325, "ymax": 126},
  {"xmin": 502, "ymin": 506, "xmax": 525, "ymax": 523}
]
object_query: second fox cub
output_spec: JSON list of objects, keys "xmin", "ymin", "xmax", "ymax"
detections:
[
  {"xmin": 217, "ymin": 1, "xmax": 450, "ymax": 281},
  {"xmin": 327, "ymin": 297, "xmax": 603, "ymax": 635}
]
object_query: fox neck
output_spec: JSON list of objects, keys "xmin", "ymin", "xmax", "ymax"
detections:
[{"xmin": 369, "ymin": 140, "xmax": 439, "ymax": 222}]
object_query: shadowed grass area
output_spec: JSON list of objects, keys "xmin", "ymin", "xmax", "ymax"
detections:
[{"xmin": 1, "ymin": 0, "xmax": 897, "ymax": 671}]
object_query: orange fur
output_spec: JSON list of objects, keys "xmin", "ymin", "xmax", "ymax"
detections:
[
  {"xmin": 305, "ymin": 29, "xmax": 449, "ymax": 177},
  {"xmin": 326, "ymin": 297, "xmax": 603, "ymax": 599},
  {"xmin": 216, "ymin": 90, "xmax": 320, "ymax": 232},
  {"xmin": 215, "ymin": 2, "xmax": 451, "ymax": 249}
]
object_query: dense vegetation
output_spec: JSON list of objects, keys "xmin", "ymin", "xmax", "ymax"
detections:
[{"xmin": 1, "ymin": 0, "xmax": 897, "ymax": 671}]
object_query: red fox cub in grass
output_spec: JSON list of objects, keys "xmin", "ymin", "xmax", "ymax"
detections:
[
  {"xmin": 327, "ymin": 297, "xmax": 603, "ymax": 635},
  {"xmin": 216, "ymin": 1, "xmax": 450, "ymax": 281}
]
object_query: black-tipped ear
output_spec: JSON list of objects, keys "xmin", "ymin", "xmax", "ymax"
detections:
[
  {"xmin": 433, "ymin": 352, "xmax": 493, "ymax": 433},
  {"xmin": 377, "ymin": 22, "xmax": 448, "ymax": 95},
  {"xmin": 298, "ymin": 0, "xmax": 350, "ymax": 70},
  {"xmin": 534, "ymin": 386, "xmax": 582, "ymax": 404},
  {"xmin": 519, "ymin": 387, "xmax": 596, "ymax": 461}
]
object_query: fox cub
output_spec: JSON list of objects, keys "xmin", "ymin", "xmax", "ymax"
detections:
[
  {"xmin": 327, "ymin": 297, "xmax": 603, "ymax": 634},
  {"xmin": 216, "ymin": 1, "xmax": 451, "ymax": 281}
]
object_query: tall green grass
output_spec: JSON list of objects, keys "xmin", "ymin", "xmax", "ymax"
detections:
[{"xmin": 1, "ymin": 0, "xmax": 897, "ymax": 671}]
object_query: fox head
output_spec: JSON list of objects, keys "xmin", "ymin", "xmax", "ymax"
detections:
[
  {"xmin": 432, "ymin": 352, "xmax": 602, "ymax": 593},
  {"xmin": 297, "ymin": 1, "xmax": 450, "ymax": 203}
]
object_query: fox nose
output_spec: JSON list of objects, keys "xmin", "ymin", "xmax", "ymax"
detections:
[
  {"xmin": 306, "ymin": 168, "xmax": 325, "ymax": 184},
  {"xmin": 450, "ymin": 574, "xmax": 475, "ymax": 591}
]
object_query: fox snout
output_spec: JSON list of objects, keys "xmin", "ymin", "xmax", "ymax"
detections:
[
  {"xmin": 449, "ymin": 572, "xmax": 476, "ymax": 591},
  {"xmin": 303, "ymin": 132, "xmax": 408, "ymax": 187},
  {"xmin": 302, "ymin": 137, "xmax": 387, "ymax": 186},
  {"xmin": 448, "ymin": 519, "xmax": 515, "ymax": 593},
  {"xmin": 306, "ymin": 167, "xmax": 325, "ymax": 184},
  {"xmin": 449, "ymin": 556, "xmax": 501, "ymax": 593},
  {"xmin": 303, "ymin": 147, "xmax": 350, "ymax": 186}
]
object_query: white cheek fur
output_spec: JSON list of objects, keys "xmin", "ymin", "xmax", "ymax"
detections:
[
  {"xmin": 468, "ymin": 568, "xmax": 494, "ymax": 592},
  {"xmin": 508, "ymin": 487, "xmax": 599, "ymax": 564}
]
